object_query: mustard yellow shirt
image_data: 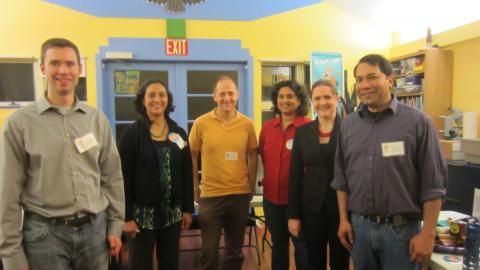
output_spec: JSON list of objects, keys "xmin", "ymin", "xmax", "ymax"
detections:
[{"xmin": 189, "ymin": 109, "xmax": 258, "ymax": 197}]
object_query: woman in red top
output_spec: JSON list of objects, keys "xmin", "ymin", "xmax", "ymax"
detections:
[{"xmin": 259, "ymin": 80, "xmax": 310, "ymax": 270}]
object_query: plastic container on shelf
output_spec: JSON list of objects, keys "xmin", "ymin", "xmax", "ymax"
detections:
[{"xmin": 463, "ymin": 220, "xmax": 480, "ymax": 269}]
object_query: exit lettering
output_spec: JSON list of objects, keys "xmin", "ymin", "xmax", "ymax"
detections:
[{"xmin": 165, "ymin": 38, "xmax": 188, "ymax": 56}]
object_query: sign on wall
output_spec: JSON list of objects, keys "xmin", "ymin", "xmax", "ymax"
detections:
[
  {"xmin": 165, "ymin": 19, "xmax": 188, "ymax": 56},
  {"xmin": 310, "ymin": 52, "xmax": 343, "ymax": 97},
  {"xmin": 165, "ymin": 38, "xmax": 188, "ymax": 56}
]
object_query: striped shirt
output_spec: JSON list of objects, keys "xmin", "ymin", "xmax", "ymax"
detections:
[{"xmin": 331, "ymin": 97, "xmax": 447, "ymax": 217}]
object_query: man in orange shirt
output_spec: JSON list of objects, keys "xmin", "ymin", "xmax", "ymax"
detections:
[{"xmin": 189, "ymin": 75, "xmax": 258, "ymax": 270}]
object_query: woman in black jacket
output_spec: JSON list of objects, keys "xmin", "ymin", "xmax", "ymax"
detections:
[
  {"xmin": 118, "ymin": 78, "xmax": 194, "ymax": 270},
  {"xmin": 287, "ymin": 79, "xmax": 349, "ymax": 270}
]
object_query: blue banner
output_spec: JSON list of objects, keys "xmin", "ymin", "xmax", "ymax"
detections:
[{"xmin": 310, "ymin": 52, "xmax": 344, "ymax": 96}]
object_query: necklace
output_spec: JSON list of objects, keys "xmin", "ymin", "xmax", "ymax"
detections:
[
  {"xmin": 319, "ymin": 130, "xmax": 332, "ymax": 137},
  {"xmin": 150, "ymin": 122, "xmax": 168, "ymax": 138},
  {"xmin": 318, "ymin": 126, "xmax": 333, "ymax": 137}
]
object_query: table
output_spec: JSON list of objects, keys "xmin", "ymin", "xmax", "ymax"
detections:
[{"xmin": 428, "ymin": 253, "xmax": 462, "ymax": 270}]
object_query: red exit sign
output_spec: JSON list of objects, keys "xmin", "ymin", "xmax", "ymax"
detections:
[{"xmin": 165, "ymin": 38, "xmax": 188, "ymax": 56}]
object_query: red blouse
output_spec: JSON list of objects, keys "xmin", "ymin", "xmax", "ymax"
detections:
[{"xmin": 259, "ymin": 116, "xmax": 311, "ymax": 205}]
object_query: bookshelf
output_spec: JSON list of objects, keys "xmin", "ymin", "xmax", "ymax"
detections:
[{"xmin": 390, "ymin": 48, "xmax": 453, "ymax": 130}]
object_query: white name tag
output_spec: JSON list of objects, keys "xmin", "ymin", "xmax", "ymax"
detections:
[
  {"xmin": 74, "ymin": 132, "xmax": 98, "ymax": 154},
  {"xmin": 225, "ymin": 151, "xmax": 238, "ymax": 161},
  {"xmin": 286, "ymin": 139, "xmax": 293, "ymax": 150},
  {"xmin": 168, "ymin": 132, "xmax": 186, "ymax": 150},
  {"xmin": 381, "ymin": 141, "xmax": 405, "ymax": 157}
]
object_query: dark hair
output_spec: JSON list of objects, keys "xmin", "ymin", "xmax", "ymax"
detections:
[
  {"xmin": 213, "ymin": 75, "xmax": 237, "ymax": 92},
  {"xmin": 311, "ymin": 79, "xmax": 338, "ymax": 96},
  {"xmin": 134, "ymin": 79, "xmax": 175, "ymax": 118},
  {"xmin": 271, "ymin": 80, "xmax": 308, "ymax": 116},
  {"xmin": 41, "ymin": 38, "xmax": 81, "ymax": 65},
  {"xmin": 354, "ymin": 54, "xmax": 393, "ymax": 77}
]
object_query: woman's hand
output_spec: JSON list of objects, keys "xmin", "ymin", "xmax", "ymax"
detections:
[
  {"xmin": 288, "ymin": 219, "xmax": 301, "ymax": 237},
  {"xmin": 181, "ymin": 212, "xmax": 193, "ymax": 230},
  {"xmin": 123, "ymin": 220, "xmax": 139, "ymax": 238}
]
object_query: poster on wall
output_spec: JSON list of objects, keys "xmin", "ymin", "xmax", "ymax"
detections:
[
  {"xmin": 310, "ymin": 52, "xmax": 343, "ymax": 96},
  {"xmin": 310, "ymin": 52, "xmax": 344, "ymax": 116}
]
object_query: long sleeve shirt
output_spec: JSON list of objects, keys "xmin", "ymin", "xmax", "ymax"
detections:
[
  {"xmin": 259, "ymin": 116, "xmax": 310, "ymax": 205},
  {"xmin": 331, "ymin": 97, "xmax": 447, "ymax": 217},
  {"xmin": 0, "ymin": 97, "xmax": 125, "ymax": 269}
]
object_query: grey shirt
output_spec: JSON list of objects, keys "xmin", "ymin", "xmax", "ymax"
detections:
[
  {"xmin": 0, "ymin": 97, "xmax": 125, "ymax": 269},
  {"xmin": 331, "ymin": 97, "xmax": 447, "ymax": 217}
]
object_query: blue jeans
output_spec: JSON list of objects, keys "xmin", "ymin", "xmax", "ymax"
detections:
[
  {"xmin": 22, "ymin": 211, "xmax": 109, "ymax": 270},
  {"xmin": 350, "ymin": 212, "xmax": 421, "ymax": 270},
  {"xmin": 263, "ymin": 199, "xmax": 308, "ymax": 270}
]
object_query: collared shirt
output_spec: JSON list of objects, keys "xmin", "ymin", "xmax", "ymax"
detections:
[
  {"xmin": 189, "ymin": 109, "xmax": 258, "ymax": 197},
  {"xmin": 0, "ymin": 97, "xmax": 125, "ymax": 269},
  {"xmin": 259, "ymin": 116, "xmax": 311, "ymax": 204},
  {"xmin": 331, "ymin": 97, "xmax": 447, "ymax": 217}
]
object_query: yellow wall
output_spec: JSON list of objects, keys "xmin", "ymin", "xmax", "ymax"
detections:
[
  {"xmin": 0, "ymin": 0, "xmax": 390, "ymax": 132},
  {"xmin": 391, "ymin": 20, "xmax": 480, "ymax": 138}
]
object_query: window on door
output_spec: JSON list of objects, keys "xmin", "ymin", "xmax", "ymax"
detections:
[
  {"xmin": 113, "ymin": 69, "xmax": 169, "ymax": 141},
  {"xmin": 103, "ymin": 62, "xmax": 246, "ymax": 141},
  {"xmin": 261, "ymin": 62, "xmax": 310, "ymax": 125},
  {"xmin": 186, "ymin": 70, "xmax": 238, "ymax": 133}
]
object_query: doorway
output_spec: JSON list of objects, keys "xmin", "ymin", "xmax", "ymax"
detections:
[{"xmin": 103, "ymin": 61, "xmax": 247, "ymax": 141}]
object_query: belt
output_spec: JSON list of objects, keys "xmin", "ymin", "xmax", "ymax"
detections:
[
  {"xmin": 25, "ymin": 211, "xmax": 94, "ymax": 227},
  {"xmin": 362, "ymin": 214, "xmax": 420, "ymax": 226}
]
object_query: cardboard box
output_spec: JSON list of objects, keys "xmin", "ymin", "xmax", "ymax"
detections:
[
  {"xmin": 440, "ymin": 140, "xmax": 464, "ymax": 160},
  {"xmin": 461, "ymin": 139, "xmax": 480, "ymax": 164}
]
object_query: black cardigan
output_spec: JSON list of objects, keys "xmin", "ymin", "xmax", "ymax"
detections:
[
  {"xmin": 287, "ymin": 116, "xmax": 342, "ymax": 218},
  {"xmin": 118, "ymin": 117, "xmax": 194, "ymax": 221}
]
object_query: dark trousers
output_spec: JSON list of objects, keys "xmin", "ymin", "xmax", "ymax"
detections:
[
  {"xmin": 302, "ymin": 211, "xmax": 349, "ymax": 270},
  {"xmin": 197, "ymin": 194, "xmax": 250, "ymax": 270},
  {"xmin": 263, "ymin": 198, "xmax": 308, "ymax": 270},
  {"xmin": 127, "ymin": 222, "xmax": 182, "ymax": 270}
]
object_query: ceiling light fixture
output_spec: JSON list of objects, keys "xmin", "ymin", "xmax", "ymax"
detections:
[{"xmin": 145, "ymin": 0, "xmax": 207, "ymax": 13}]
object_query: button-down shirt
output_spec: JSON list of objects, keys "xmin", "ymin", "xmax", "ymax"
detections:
[
  {"xmin": 259, "ymin": 116, "xmax": 311, "ymax": 205},
  {"xmin": 0, "ymin": 97, "xmax": 125, "ymax": 269},
  {"xmin": 331, "ymin": 97, "xmax": 447, "ymax": 217}
]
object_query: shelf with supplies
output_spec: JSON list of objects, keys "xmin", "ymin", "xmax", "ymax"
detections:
[
  {"xmin": 395, "ymin": 92, "xmax": 423, "ymax": 97},
  {"xmin": 390, "ymin": 48, "xmax": 453, "ymax": 130},
  {"xmin": 394, "ymin": 71, "xmax": 425, "ymax": 78}
]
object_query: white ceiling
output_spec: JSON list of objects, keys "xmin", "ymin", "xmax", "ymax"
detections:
[{"xmin": 326, "ymin": 0, "xmax": 480, "ymax": 43}]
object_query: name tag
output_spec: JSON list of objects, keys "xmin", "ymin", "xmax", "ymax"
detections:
[
  {"xmin": 225, "ymin": 152, "xmax": 238, "ymax": 161},
  {"xmin": 381, "ymin": 141, "xmax": 405, "ymax": 157},
  {"xmin": 286, "ymin": 139, "xmax": 293, "ymax": 150},
  {"xmin": 74, "ymin": 132, "xmax": 98, "ymax": 154},
  {"xmin": 168, "ymin": 132, "xmax": 186, "ymax": 150}
]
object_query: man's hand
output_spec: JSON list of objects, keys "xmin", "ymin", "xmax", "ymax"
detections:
[
  {"xmin": 181, "ymin": 212, "xmax": 192, "ymax": 230},
  {"xmin": 288, "ymin": 219, "xmax": 301, "ymax": 237},
  {"xmin": 194, "ymin": 186, "xmax": 201, "ymax": 203},
  {"xmin": 123, "ymin": 220, "xmax": 139, "ymax": 238},
  {"xmin": 337, "ymin": 219, "xmax": 354, "ymax": 251},
  {"xmin": 409, "ymin": 230, "xmax": 435, "ymax": 264},
  {"xmin": 107, "ymin": 235, "xmax": 123, "ymax": 257}
]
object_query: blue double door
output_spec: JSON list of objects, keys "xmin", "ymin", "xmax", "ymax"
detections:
[{"xmin": 104, "ymin": 62, "xmax": 247, "ymax": 141}]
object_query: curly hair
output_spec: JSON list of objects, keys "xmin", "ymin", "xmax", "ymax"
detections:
[{"xmin": 270, "ymin": 80, "xmax": 308, "ymax": 116}]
